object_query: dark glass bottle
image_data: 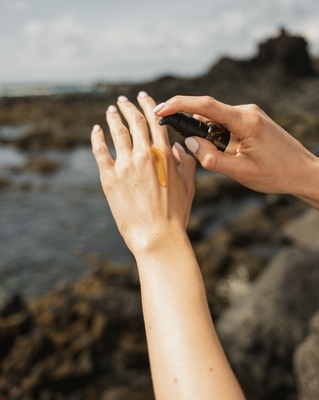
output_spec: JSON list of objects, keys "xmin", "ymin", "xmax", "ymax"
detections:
[{"xmin": 159, "ymin": 112, "xmax": 239, "ymax": 154}]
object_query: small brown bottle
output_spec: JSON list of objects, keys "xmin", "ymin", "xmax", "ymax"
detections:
[{"xmin": 159, "ymin": 112, "xmax": 239, "ymax": 155}]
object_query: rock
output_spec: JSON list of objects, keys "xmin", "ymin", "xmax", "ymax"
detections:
[
  {"xmin": 195, "ymin": 227, "xmax": 232, "ymax": 279},
  {"xmin": 282, "ymin": 208, "xmax": 319, "ymax": 250},
  {"xmin": 251, "ymin": 28, "xmax": 316, "ymax": 77},
  {"xmin": 294, "ymin": 309, "xmax": 319, "ymax": 399},
  {"xmin": 0, "ymin": 294, "xmax": 26, "ymax": 317},
  {"xmin": 216, "ymin": 247, "xmax": 319, "ymax": 400},
  {"xmin": 0, "ymin": 176, "xmax": 9, "ymax": 190},
  {"xmin": 227, "ymin": 206, "xmax": 276, "ymax": 246},
  {"xmin": 0, "ymin": 295, "xmax": 32, "ymax": 362},
  {"xmin": 193, "ymin": 173, "xmax": 255, "ymax": 206},
  {"xmin": 25, "ymin": 157, "xmax": 62, "ymax": 174},
  {"xmin": 0, "ymin": 260, "xmax": 152, "ymax": 398},
  {"xmin": 101, "ymin": 386, "xmax": 154, "ymax": 400},
  {"xmin": 113, "ymin": 331, "xmax": 149, "ymax": 368}
]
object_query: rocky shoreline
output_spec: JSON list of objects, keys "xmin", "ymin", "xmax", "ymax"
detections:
[
  {"xmin": 1, "ymin": 184, "xmax": 319, "ymax": 399},
  {"xmin": 1, "ymin": 29, "xmax": 319, "ymax": 399}
]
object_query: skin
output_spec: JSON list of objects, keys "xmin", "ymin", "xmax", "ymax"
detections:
[
  {"xmin": 154, "ymin": 95, "xmax": 319, "ymax": 211},
  {"xmin": 91, "ymin": 93, "xmax": 246, "ymax": 400}
]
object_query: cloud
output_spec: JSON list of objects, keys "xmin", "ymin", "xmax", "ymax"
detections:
[
  {"xmin": 1, "ymin": 0, "xmax": 319, "ymax": 83},
  {"xmin": 24, "ymin": 15, "xmax": 88, "ymax": 60},
  {"xmin": 1, "ymin": 0, "xmax": 31, "ymax": 11}
]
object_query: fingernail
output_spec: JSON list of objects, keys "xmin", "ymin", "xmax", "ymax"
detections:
[
  {"xmin": 108, "ymin": 105, "xmax": 118, "ymax": 113},
  {"xmin": 185, "ymin": 137, "xmax": 199, "ymax": 154},
  {"xmin": 153, "ymin": 102, "xmax": 165, "ymax": 114},
  {"xmin": 93, "ymin": 125, "xmax": 101, "ymax": 132},
  {"xmin": 118, "ymin": 95, "xmax": 128, "ymax": 102},
  {"xmin": 138, "ymin": 91, "xmax": 148, "ymax": 97},
  {"xmin": 174, "ymin": 142, "xmax": 186, "ymax": 153}
]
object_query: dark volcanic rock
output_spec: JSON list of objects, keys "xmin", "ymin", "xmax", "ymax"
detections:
[
  {"xmin": 250, "ymin": 28, "xmax": 316, "ymax": 77},
  {"xmin": 0, "ymin": 261, "xmax": 152, "ymax": 399}
]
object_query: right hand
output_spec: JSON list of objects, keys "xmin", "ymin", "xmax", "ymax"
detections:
[{"xmin": 154, "ymin": 95, "xmax": 319, "ymax": 199}]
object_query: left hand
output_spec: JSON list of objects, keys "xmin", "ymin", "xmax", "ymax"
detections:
[{"xmin": 91, "ymin": 92, "xmax": 196, "ymax": 254}]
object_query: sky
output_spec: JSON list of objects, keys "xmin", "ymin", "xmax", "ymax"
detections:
[{"xmin": 1, "ymin": 0, "xmax": 319, "ymax": 85}]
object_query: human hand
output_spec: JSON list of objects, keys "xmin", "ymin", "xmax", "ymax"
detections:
[
  {"xmin": 153, "ymin": 95, "xmax": 319, "ymax": 200},
  {"xmin": 91, "ymin": 92, "xmax": 196, "ymax": 254}
]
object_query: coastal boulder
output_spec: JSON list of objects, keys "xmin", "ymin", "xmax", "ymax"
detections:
[
  {"xmin": 294, "ymin": 309, "xmax": 319, "ymax": 399},
  {"xmin": 216, "ymin": 247, "xmax": 319, "ymax": 399},
  {"xmin": 282, "ymin": 207, "xmax": 319, "ymax": 250}
]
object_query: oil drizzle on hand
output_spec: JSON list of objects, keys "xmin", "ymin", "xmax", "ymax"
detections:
[{"xmin": 150, "ymin": 147, "xmax": 166, "ymax": 186}]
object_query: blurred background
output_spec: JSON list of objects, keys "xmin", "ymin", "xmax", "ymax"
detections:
[
  {"xmin": 1, "ymin": 1, "xmax": 319, "ymax": 399},
  {"xmin": 0, "ymin": 0, "xmax": 318, "ymax": 299}
]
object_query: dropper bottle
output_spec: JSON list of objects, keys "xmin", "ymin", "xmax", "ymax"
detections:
[{"xmin": 159, "ymin": 112, "xmax": 239, "ymax": 155}]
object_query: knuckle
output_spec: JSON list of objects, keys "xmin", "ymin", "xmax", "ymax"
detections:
[
  {"xmin": 250, "ymin": 115, "xmax": 262, "ymax": 130},
  {"xmin": 135, "ymin": 150, "xmax": 149, "ymax": 164},
  {"xmin": 246, "ymin": 103, "xmax": 262, "ymax": 114},
  {"xmin": 170, "ymin": 95, "xmax": 183, "ymax": 107},
  {"xmin": 237, "ymin": 102, "xmax": 266, "ymax": 130},
  {"xmin": 200, "ymin": 96, "xmax": 216, "ymax": 110},
  {"xmin": 113, "ymin": 125, "xmax": 128, "ymax": 136},
  {"xmin": 161, "ymin": 146, "xmax": 171, "ymax": 159},
  {"xmin": 201, "ymin": 152, "xmax": 217, "ymax": 170},
  {"xmin": 92, "ymin": 144, "xmax": 108, "ymax": 158},
  {"xmin": 130, "ymin": 112, "xmax": 145, "ymax": 125}
]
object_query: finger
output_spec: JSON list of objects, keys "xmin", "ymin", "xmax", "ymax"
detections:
[
  {"xmin": 172, "ymin": 142, "xmax": 196, "ymax": 195},
  {"xmin": 116, "ymin": 95, "xmax": 151, "ymax": 149},
  {"xmin": 193, "ymin": 114, "xmax": 212, "ymax": 124},
  {"xmin": 153, "ymin": 95, "xmax": 245, "ymax": 139},
  {"xmin": 137, "ymin": 91, "xmax": 170, "ymax": 148},
  {"xmin": 185, "ymin": 136, "xmax": 245, "ymax": 180},
  {"xmin": 91, "ymin": 125, "xmax": 114, "ymax": 174},
  {"xmin": 106, "ymin": 104, "xmax": 133, "ymax": 156}
]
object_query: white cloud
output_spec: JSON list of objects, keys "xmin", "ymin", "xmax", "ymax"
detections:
[
  {"xmin": 1, "ymin": 0, "xmax": 31, "ymax": 11},
  {"xmin": 23, "ymin": 14, "xmax": 89, "ymax": 64},
  {"xmin": 0, "ymin": 0, "xmax": 319, "ymax": 83}
]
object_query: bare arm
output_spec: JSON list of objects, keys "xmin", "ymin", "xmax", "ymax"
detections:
[
  {"xmin": 154, "ymin": 95, "xmax": 319, "ymax": 211},
  {"xmin": 91, "ymin": 92, "xmax": 245, "ymax": 400}
]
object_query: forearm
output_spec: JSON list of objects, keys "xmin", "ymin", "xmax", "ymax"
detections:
[
  {"xmin": 295, "ymin": 156, "xmax": 319, "ymax": 211},
  {"xmin": 134, "ymin": 231, "xmax": 245, "ymax": 400}
]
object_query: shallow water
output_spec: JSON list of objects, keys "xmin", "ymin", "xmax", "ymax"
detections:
[
  {"xmin": 0, "ymin": 141, "xmax": 133, "ymax": 300},
  {"xmin": 0, "ymin": 127, "xmax": 283, "ymax": 301}
]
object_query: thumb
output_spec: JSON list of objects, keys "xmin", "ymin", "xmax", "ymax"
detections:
[{"xmin": 185, "ymin": 136, "xmax": 240, "ymax": 177}]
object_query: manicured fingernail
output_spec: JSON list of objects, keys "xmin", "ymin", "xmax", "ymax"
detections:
[
  {"xmin": 185, "ymin": 137, "xmax": 199, "ymax": 154},
  {"xmin": 93, "ymin": 125, "xmax": 101, "ymax": 132},
  {"xmin": 138, "ymin": 91, "xmax": 148, "ymax": 97},
  {"xmin": 108, "ymin": 105, "xmax": 118, "ymax": 113},
  {"xmin": 118, "ymin": 95, "xmax": 128, "ymax": 102},
  {"xmin": 174, "ymin": 142, "xmax": 186, "ymax": 153},
  {"xmin": 153, "ymin": 102, "xmax": 165, "ymax": 114}
]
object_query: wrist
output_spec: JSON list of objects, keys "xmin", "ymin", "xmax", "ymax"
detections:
[
  {"xmin": 295, "ymin": 156, "xmax": 319, "ymax": 210},
  {"xmin": 131, "ymin": 225, "xmax": 191, "ymax": 263}
]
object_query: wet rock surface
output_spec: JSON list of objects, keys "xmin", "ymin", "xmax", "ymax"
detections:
[
  {"xmin": 1, "ymin": 29, "xmax": 319, "ymax": 399},
  {"xmin": 0, "ymin": 187, "xmax": 318, "ymax": 399},
  {"xmin": 294, "ymin": 309, "xmax": 319, "ymax": 400},
  {"xmin": 0, "ymin": 261, "xmax": 153, "ymax": 399},
  {"xmin": 216, "ymin": 246, "xmax": 319, "ymax": 400}
]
